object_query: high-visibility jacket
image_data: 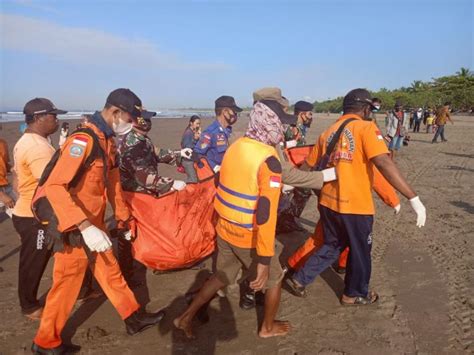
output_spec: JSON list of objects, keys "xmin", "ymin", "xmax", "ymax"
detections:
[{"xmin": 214, "ymin": 137, "xmax": 278, "ymax": 230}]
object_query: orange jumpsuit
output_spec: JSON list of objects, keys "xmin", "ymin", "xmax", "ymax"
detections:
[
  {"xmin": 287, "ymin": 166, "xmax": 399, "ymax": 270},
  {"xmin": 34, "ymin": 120, "xmax": 140, "ymax": 349}
]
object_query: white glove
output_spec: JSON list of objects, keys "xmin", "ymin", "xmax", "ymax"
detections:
[
  {"xmin": 394, "ymin": 204, "xmax": 401, "ymax": 214},
  {"xmin": 409, "ymin": 196, "xmax": 426, "ymax": 228},
  {"xmin": 123, "ymin": 230, "xmax": 132, "ymax": 241},
  {"xmin": 213, "ymin": 165, "xmax": 221, "ymax": 173},
  {"xmin": 171, "ymin": 180, "xmax": 187, "ymax": 191},
  {"xmin": 81, "ymin": 225, "xmax": 112, "ymax": 252},
  {"xmin": 180, "ymin": 148, "xmax": 193, "ymax": 159},
  {"xmin": 286, "ymin": 140, "xmax": 298, "ymax": 149},
  {"xmin": 282, "ymin": 184, "xmax": 294, "ymax": 193},
  {"xmin": 321, "ymin": 167, "xmax": 337, "ymax": 182}
]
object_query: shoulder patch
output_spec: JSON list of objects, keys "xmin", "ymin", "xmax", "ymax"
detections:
[
  {"xmin": 265, "ymin": 156, "xmax": 282, "ymax": 173},
  {"xmin": 69, "ymin": 144, "xmax": 84, "ymax": 157},
  {"xmin": 72, "ymin": 135, "xmax": 89, "ymax": 147}
]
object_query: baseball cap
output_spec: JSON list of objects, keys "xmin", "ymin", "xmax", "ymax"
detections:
[
  {"xmin": 106, "ymin": 88, "xmax": 142, "ymax": 118},
  {"xmin": 253, "ymin": 87, "xmax": 288, "ymax": 108},
  {"xmin": 343, "ymin": 89, "xmax": 375, "ymax": 109},
  {"xmin": 215, "ymin": 95, "xmax": 242, "ymax": 112},
  {"xmin": 260, "ymin": 99, "xmax": 297, "ymax": 125},
  {"xmin": 141, "ymin": 110, "xmax": 157, "ymax": 120},
  {"xmin": 294, "ymin": 100, "xmax": 314, "ymax": 112},
  {"xmin": 23, "ymin": 98, "xmax": 67, "ymax": 119}
]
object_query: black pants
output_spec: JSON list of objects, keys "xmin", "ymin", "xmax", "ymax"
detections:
[
  {"xmin": 12, "ymin": 215, "xmax": 52, "ymax": 313},
  {"xmin": 413, "ymin": 120, "xmax": 421, "ymax": 132},
  {"xmin": 294, "ymin": 205, "xmax": 374, "ymax": 297}
]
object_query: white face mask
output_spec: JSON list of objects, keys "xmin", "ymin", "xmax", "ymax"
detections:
[{"xmin": 112, "ymin": 113, "xmax": 133, "ymax": 135}]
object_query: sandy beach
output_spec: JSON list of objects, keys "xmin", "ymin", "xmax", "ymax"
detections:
[{"xmin": 0, "ymin": 113, "xmax": 472, "ymax": 354}]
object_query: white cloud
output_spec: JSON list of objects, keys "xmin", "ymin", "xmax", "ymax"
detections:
[{"xmin": 0, "ymin": 13, "xmax": 230, "ymax": 71}]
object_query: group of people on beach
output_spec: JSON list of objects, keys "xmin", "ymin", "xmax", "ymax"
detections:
[{"xmin": 0, "ymin": 86, "xmax": 429, "ymax": 354}]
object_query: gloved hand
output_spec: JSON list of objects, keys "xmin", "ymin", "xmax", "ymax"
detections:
[
  {"xmin": 394, "ymin": 204, "xmax": 401, "ymax": 214},
  {"xmin": 213, "ymin": 165, "xmax": 221, "ymax": 173},
  {"xmin": 180, "ymin": 148, "xmax": 193, "ymax": 159},
  {"xmin": 409, "ymin": 196, "xmax": 426, "ymax": 227},
  {"xmin": 81, "ymin": 225, "xmax": 112, "ymax": 252},
  {"xmin": 285, "ymin": 140, "xmax": 298, "ymax": 149},
  {"xmin": 321, "ymin": 167, "xmax": 337, "ymax": 182},
  {"xmin": 282, "ymin": 184, "xmax": 294, "ymax": 193},
  {"xmin": 171, "ymin": 180, "xmax": 187, "ymax": 191}
]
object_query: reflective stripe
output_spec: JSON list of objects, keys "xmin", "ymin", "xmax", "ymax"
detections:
[
  {"xmin": 215, "ymin": 193, "xmax": 255, "ymax": 214},
  {"xmin": 227, "ymin": 219, "xmax": 254, "ymax": 229},
  {"xmin": 218, "ymin": 183, "xmax": 258, "ymax": 201}
]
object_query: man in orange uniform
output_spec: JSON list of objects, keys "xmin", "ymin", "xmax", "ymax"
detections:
[
  {"xmin": 285, "ymin": 89, "xmax": 426, "ymax": 304},
  {"xmin": 32, "ymin": 89, "xmax": 164, "ymax": 354},
  {"xmin": 287, "ymin": 166, "xmax": 400, "ymax": 273},
  {"xmin": 174, "ymin": 100, "xmax": 296, "ymax": 339}
]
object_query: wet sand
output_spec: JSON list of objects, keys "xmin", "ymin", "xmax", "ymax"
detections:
[{"xmin": 0, "ymin": 113, "xmax": 473, "ymax": 354}]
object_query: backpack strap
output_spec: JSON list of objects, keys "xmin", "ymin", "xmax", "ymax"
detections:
[{"xmin": 314, "ymin": 118, "xmax": 357, "ymax": 171}]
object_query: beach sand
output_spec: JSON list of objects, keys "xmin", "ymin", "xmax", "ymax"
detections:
[{"xmin": 0, "ymin": 113, "xmax": 473, "ymax": 354}]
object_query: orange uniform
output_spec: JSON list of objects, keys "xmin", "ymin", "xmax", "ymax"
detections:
[{"xmin": 34, "ymin": 119, "xmax": 139, "ymax": 349}]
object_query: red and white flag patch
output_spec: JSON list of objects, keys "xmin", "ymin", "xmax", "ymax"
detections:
[
  {"xmin": 375, "ymin": 130, "xmax": 383, "ymax": 140},
  {"xmin": 72, "ymin": 135, "xmax": 89, "ymax": 146},
  {"xmin": 269, "ymin": 176, "xmax": 281, "ymax": 188}
]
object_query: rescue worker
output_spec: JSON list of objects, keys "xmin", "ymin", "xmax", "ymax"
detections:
[
  {"xmin": 32, "ymin": 89, "xmax": 165, "ymax": 354},
  {"xmin": 117, "ymin": 110, "xmax": 189, "ymax": 286},
  {"xmin": 174, "ymin": 100, "xmax": 297, "ymax": 339},
  {"xmin": 118, "ymin": 110, "xmax": 190, "ymax": 196},
  {"xmin": 285, "ymin": 89, "xmax": 426, "ymax": 305},
  {"xmin": 0, "ymin": 123, "xmax": 15, "ymax": 211},
  {"xmin": 194, "ymin": 96, "xmax": 242, "ymax": 172},
  {"xmin": 278, "ymin": 100, "xmax": 314, "ymax": 232},
  {"xmin": 11, "ymin": 98, "xmax": 63, "ymax": 320},
  {"xmin": 239, "ymin": 89, "xmax": 337, "ymax": 310},
  {"xmin": 180, "ymin": 115, "xmax": 201, "ymax": 182}
]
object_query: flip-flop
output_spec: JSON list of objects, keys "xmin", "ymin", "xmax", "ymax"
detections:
[{"xmin": 341, "ymin": 291, "xmax": 379, "ymax": 306}]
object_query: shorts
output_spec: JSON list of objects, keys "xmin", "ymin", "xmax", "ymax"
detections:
[{"xmin": 215, "ymin": 236, "xmax": 284, "ymax": 290}]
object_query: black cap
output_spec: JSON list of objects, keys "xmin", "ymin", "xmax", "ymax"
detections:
[
  {"xmin": 141, "ymin": 110, "xmax": 156, "ymax": 120},
  {"xmin": 343, "ymin": 89, "xmax": 375, "ymax": 109},
  {"xmin": 106, "ymin": 88, "xmax": 142, "ymax": 118},
  {"xmin": 215, "ymin": 95, "xmax": 242, "ymax": 112},
  {"xmin": 294, "ymin": 100, "xmax": 314, "ymax": 112},
  {"xmin": 260, "ymin": 99, "xmax": 297, "ymax": 125},
  {"xmin": 23, "ymin": 98, "xmax": 67, "ymax": 118}
]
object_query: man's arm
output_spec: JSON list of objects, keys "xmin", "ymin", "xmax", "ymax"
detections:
[{"xmin": 371, "ymin": 153, "xmax": 416, "ymax": 199}]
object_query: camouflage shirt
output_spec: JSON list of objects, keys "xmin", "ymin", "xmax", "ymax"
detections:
[
  {"xmin": 118, "ymin": 129, "xmax": 179, "ymax": 196},
  {"xmin": 284, "ymin": 123, "xmax": 308, "ymax": 146}
]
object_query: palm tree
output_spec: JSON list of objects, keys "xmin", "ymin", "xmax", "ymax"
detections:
[{"xmin": 456, "ymin": 67, "xmax": 472, "ymax": 78}]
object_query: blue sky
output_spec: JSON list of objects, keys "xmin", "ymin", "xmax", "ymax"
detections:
[{"xmin": 1, "ymin": 0, "xmax": 472, "ymax": 110}]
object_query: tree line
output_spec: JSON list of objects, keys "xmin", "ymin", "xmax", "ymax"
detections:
[{"xmin": 313, "ymin": 68, "xmax": 474, "ymax": 113}]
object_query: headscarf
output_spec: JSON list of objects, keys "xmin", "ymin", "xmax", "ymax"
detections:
[{"xmin": 245, "ymin": 102, "xmax": 284, "ymax": 146}]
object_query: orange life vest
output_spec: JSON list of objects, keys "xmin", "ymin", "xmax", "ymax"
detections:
[{"xmin": 214, "ymin": 137, "xmax": 278, "ymax": 230}]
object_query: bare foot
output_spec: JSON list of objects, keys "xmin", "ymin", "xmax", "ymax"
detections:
[
  {"xmin": 173, "ymin": 316, "xmax": 195, "ymax": 339},
  {"xmin": 258, "ymin": 320, "xmax": 291, "ymax": 338}
]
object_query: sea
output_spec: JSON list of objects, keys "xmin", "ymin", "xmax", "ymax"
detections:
[{"xmin": 0, "ymin": 109, "xmax": 215, "ymax": 123}]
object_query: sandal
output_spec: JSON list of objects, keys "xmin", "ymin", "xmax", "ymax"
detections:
[
  {"xmin": 284, "ymin": 275, "xmax": 307, "ymax": 298},
  {"xmin": 341, "ymin": 291, "xmax": 379, "ymax": 306}
]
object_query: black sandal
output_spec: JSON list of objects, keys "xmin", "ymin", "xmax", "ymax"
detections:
[{"xmin": 341, "ymin": 291, "xmax": 379, "ymax": 306}]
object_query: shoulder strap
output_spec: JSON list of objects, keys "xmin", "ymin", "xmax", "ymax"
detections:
[
  {"xmin": 68, "ymin": 127, "xmax": 107, "ymax": 188},
  {"xmin": 314, "ymin": 118, "xmax": 357, "ymax": 171}
]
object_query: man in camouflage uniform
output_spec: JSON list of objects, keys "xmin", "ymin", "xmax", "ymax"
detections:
[
  {"xmin": 277, "ymin": 100, "xmax": 314, "ymax": 233},
  {"xmin": 118, "ymin": 113, "xmax": 191, "ymax": 196},
  {"xmin": 116, "ymin": 111, "xmax": 191, "ymax": 287}
]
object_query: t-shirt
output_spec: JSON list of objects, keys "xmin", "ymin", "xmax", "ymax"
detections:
[
  {"xmin": 0, "ymin": 139, "xmax": 10, "ymax": 186},
  {"xmin": 13, "ymin": 132, "xmax": 55, "ymax": 217},
  {"xmin": 436, "ymin": 106, "xmax": 451, "ymax": 125},
  {"xmin": 306, "ymin": 114, "xmax": 389, "ymax": 215}
]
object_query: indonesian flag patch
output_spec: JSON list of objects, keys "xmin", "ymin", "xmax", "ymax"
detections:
[
  {"xmin": 72, "ymin": 135, "xmax": 89, "ymax": 146},
  {"xmin": 375, "ymin": 130, "xmax": 383, "ymax": 140},
  {"xmin": 269, "ymin": 176, "xmax": 281, "ymax": 188}
]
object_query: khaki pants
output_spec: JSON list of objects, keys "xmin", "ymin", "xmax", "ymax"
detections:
[{"xmin": 215, "ymin": 236, "xmax": 284, "ymax": 289}]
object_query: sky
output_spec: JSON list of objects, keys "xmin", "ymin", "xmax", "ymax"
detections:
[{"xmin": 0, "ymin": 0, "xmax": 473, "ymax": 111}]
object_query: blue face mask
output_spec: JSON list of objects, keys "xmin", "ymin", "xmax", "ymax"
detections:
[{"xmin": 372, "ymin": 105, "xmax": 381, "ymax": 113}]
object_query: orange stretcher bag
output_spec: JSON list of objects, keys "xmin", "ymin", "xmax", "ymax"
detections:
[{"xmin": 124, "ymin": 159, "xmax": 217, "ymax": 270}]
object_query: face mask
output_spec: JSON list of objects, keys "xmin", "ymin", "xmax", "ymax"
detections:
[
  {"xmin": 113, "ymin": 115, "xmax": 133, "ymax": 135},
  {"xmin": 372, "ymin": 105, "xmax": 381, "ymax": 113}
]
